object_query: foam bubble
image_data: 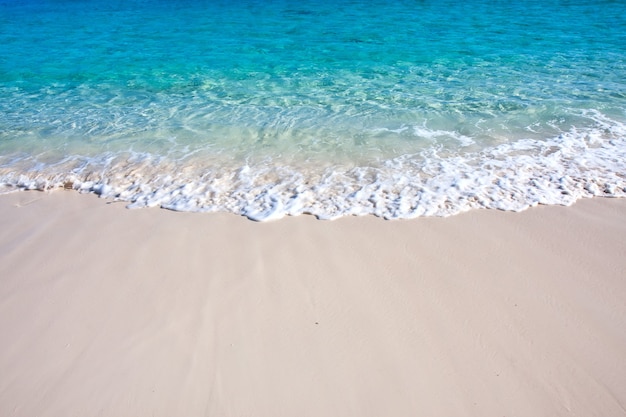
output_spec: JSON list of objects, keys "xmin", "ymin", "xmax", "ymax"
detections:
[{"xmin": 2, "ymin": 110, "xmax": 625, "ymax": 221}]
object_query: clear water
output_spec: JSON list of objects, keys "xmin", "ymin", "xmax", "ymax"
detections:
[{"xmin": 1, "ymin": 0, "xmax": 626, "ymax": 220}]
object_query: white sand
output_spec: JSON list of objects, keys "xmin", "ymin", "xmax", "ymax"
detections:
[{"xmin": 1, "ymin": 191, "xmax": 625, "ymax": 417}]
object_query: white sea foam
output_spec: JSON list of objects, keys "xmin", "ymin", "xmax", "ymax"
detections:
[
  {"xmin": 1, "ymin": 110, "xmax": 625, "ymax": 221},
  {"xmin": 412, "ymin": 125, "xmax": 475, "ymax": 147}
]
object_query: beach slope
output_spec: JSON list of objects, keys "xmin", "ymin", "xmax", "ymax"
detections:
[{"xmin": 0, "ymin": 192, "xmax": 625, "ymax": 417}]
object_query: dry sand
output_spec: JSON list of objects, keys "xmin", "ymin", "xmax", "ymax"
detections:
[{"xmin": 0, "ymin": 191, "xmax": 625, "ymax": 417}]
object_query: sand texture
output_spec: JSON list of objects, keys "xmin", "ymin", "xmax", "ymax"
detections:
[{"xmin": 1, "ymin": 191, "xmax": 625, "ymax": 417}]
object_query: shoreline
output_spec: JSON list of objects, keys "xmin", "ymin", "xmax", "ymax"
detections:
[{"xmin": 1, "ymin": 191, "xmax": 625, "ymax": 416}]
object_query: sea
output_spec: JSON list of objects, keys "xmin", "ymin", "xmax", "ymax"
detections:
[{"xmin": 1, "ymin": 0, "xmax": 625, "ymax": 220}]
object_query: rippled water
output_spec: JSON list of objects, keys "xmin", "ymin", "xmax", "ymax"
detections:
[{"xmin": 1, "ymin": 0, "xmax": 626, "ymax": 219}]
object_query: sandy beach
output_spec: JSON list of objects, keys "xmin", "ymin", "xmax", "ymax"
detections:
[{"xmin": 0, "ymin": 191, "xmax": 625, "ymax": 417}]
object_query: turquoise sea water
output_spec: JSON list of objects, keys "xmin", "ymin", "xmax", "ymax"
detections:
[{"xmin": 1, "ymin": 0, "xmax": 626, "ymax": 220}]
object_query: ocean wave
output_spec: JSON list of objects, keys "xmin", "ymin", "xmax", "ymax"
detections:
[{"xmin": 2, "ymin": 110, "xmax": 625, "ymax": 221}]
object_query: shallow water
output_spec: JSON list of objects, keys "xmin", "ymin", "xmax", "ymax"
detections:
[{"xmin": 1, "ymin": 0, "xmax": 626, "ymax": 220}]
